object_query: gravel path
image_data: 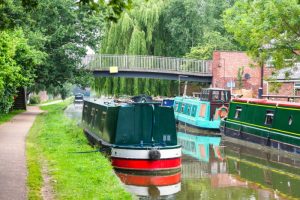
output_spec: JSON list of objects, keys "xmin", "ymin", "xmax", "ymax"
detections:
[{"xmin": 0, "ymin": 106, "xmax": 42, "ymax": 200}]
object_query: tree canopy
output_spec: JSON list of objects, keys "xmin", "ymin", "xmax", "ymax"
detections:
[
  {"xmin": 224, "ymin": 0, "xmax": 300, "ymax": 68},
  {"xmin": 0, "ymin": 0, "xmax": 128, "ymax": 112}
]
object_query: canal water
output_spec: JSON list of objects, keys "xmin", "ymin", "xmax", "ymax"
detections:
[{"xmin": 65, "ymin": 104, "xmax": 300, "ymax": 200}]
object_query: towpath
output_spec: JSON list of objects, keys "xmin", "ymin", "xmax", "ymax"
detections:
[{"xmin": 0, "ymin": 106, "xmax": 42, "ymax": 200}]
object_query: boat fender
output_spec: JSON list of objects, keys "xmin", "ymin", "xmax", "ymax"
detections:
[{"xmin": 149, "ymin": 149, "xmax": 161, "ymax": 160}]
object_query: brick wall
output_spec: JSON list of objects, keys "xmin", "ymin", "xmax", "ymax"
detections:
[{"xmin": 212, "ymin": 51, "xmax": 275, "ymax": 97}]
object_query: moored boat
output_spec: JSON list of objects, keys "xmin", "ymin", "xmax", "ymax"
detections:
[
  {"xmin": 81, "ymin": 99, "xmax": 182, "ymax": 171},
  {"xmin": 173, "ymin": 88, "xmax": 231, "ymax": 132},
  {"xmin": 220, "ymin": 98, "xmax": 300, "ymax": 154}
]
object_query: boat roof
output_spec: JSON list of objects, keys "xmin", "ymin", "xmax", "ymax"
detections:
[
  {"xmin": 203, "ymin": 88, "xmax": 230, "ymax": 91},
  {"xmin": 84, "ymin": 98, "xmax": 161, "ymax": 107},
  {"xmin": 233, "ymin": 98, "xmax": 300, "ymax": 109}
]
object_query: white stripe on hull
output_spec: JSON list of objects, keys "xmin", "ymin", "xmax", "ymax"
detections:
[
  {"xmin": 124, "ymin": 183, "xmax": 181, "ymax": 196},
  {"xmin": 111, "ymin": 147, "xmax": 182, "ymax": 159}
]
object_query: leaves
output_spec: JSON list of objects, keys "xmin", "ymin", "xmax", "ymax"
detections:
[{"xmin": 224, "ymin": 0, "xmax": 300, "ymax": 69}]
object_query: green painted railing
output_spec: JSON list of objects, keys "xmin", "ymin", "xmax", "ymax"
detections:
[{"xmin": 83, "ymin": 54, "xmax": 212, "ymax": 75}]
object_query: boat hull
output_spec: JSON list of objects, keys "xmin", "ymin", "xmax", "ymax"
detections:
[
  {"xmin": 220, "ymin": 123, "xmax": 300, "ymax": 154},
  {"xmin": 111, "ymin": 146, "xmax": 182, "ymax": 171}
]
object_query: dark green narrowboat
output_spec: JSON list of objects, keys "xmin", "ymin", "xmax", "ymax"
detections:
[
  {"xmin": 81, "ymin": 99, "xmax": 182, "ymax": 171},
  {"xmin": 220, "ymin": 98, "xmax": 300, "ymax": 154}
]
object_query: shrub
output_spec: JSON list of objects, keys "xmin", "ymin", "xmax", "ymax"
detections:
[{"xmin": 29, "ymin": 95, "xmax": 41, "ymax": 104}]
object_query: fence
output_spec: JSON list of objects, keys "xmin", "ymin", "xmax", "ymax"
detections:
[{"xmin": 82, "ymin": 54, "xmax": 212, "ymax": 75}]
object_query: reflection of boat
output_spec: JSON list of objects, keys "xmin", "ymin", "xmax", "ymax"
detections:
[
  {"xmin": 223, "ymin": 138, "xmax": 300, "ymax": 199},
  {"xmin": 177, "ymin": 132, "xmax": 223, "ymax": 162},
  {"xmin": 174, "ymin": 88, "xmax": 230, "ymax": 131},
  {"xmin": 115, "ymin": 170, "xmax": 181, "ymax": 199},
  {"xmin": 220, "ymin": 98, "xmax": 300, "ymax": 154},
  {"xmin": 82, "ymin": 99, "xmax": 181, "ymax": 171}
]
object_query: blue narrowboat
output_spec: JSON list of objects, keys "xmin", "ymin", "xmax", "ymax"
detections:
[{"xmin": 173, "ymin": 88, "xmax": 231, "ymax": 131}]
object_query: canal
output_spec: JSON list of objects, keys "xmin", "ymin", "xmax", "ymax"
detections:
[{"xmin": 65, "ymin": 104, "xmax": 300, "ymax": 200}]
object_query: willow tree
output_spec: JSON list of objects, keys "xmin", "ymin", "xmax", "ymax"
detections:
[{"xmin": 101, "ymin": 0, "xmax": 164, "ymax": 55}]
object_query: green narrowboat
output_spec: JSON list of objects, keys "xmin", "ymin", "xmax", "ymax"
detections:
[
  {"xmin": 81, "ymin": 99, "xmax": 182, "ymax": 171},
  {"xmin": 220, "ymin": 98, "xmax": 300, "ymax": 154},
  {"xmin": 173, "ymin": 88, "xmax": 230, "ymax": 132}
]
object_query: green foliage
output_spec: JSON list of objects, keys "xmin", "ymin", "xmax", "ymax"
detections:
[
  {"xmin": 29, "ymin": 95, "xmax": 41, "ymax": 104},
  {"xmin": 237, "ymin": 66, "xmax": 244, "ymax": 89},
  {"xmin": 269, "ymin": 82, "xmax": 282, "ymax": 94},
  {"xmin": 26, "ymin": 101, "xmax": 132, "ymax": 199},
  {"xmin": 102, "ymin": 0, "xmax": 241, "ymax": 58},
  {"xmin": 93, "ymin": 77, "xmax": 179, "ymax": 97},
  {"xmin": 224, "ymin": 0, "xmax": 300, "ymax": 69},
  {"xmin": 0, "ymin": 29, "xmax": 43, "ymax": 113},
  {"xmin": 102, "ymin": 0, "xmax": 163, "ymax": 55},
  {"xmin": 29, "ymin": 0, "xmax": 104, "ymax": 92},
  {"xmin": 185, "ymin": 31, "xmax": 240, "ymax": 60},
  {"xmin": 128, "ymin": 27, "xmax": 147, "ymax": 55}
]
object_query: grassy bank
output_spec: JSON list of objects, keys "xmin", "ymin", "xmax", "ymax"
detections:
[
  {"xmin": 26, "ymin": 101, "xmax": 132, "ymax": 200},
  {"xmin": 0, "ymin": 110, "xmax": 24, "ymax": 125}
]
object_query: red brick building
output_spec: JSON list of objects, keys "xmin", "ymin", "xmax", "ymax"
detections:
[{"xmin": 211, "ymin": 51, "xmax": 274, "ymax": 97}]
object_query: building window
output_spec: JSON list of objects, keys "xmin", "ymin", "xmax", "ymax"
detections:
[
  {"xmin": 288, "ymin": 116, "xmax": 293, "ymax": 126},
  {"xmin": 264, "ymin": 110, "xmax": 274, "ymax": 125},
  {"xmin": 234, "ymin": 106, "xmax": 242, "ymax": 119}
]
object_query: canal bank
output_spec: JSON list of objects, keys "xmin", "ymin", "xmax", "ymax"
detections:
[{"xmin": 26, "ymin": 100, "xmax": 132, "ymax": 199}]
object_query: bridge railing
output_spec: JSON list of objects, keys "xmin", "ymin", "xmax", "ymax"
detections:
[{"xmin": 83, "ymin": 54, "xmax": 212, "ymax": 75}]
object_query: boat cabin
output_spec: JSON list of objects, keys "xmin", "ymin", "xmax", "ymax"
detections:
[{"xmin": 82, "ymin": 100, "xmax": 178, "ymax": 146}]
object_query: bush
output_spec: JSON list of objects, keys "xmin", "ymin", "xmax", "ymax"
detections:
[{"xmin": 29, "ymin": 95, "xmax": 41, "ymax": 104}]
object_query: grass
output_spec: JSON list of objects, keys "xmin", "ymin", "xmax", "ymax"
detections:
[
  {"xmin": 26, "ymin": 100, "xmax": 132, "ymax": 200},
  {"xmin": 0, "ymin": 110, "xmax": 25, "ymax": 125}
]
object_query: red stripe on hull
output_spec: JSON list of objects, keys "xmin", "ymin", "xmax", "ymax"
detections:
[
  {"xmin": 116, "ymin": 172, "xmax": 181, "ymax": 186},
  {"xmin": 111, "ymin": 158, "xmax": 181, "ymax": 171}
]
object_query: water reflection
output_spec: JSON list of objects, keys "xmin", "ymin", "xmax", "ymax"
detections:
[
  {"xmin": 176, "ymin": 125, "xmax": 300, "ymax": 200},
  {"xmin": 115, "ymin": 170, "xmax": 181, "ymax": 199}
]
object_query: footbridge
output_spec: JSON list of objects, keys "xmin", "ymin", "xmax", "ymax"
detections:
[{"xmin": 83, "ymin": 54, "xmax": 212, "ymax": 82}]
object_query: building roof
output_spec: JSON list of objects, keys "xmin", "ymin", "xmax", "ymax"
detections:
[{"xmin": 273, "ymin": 63, "xmax": 300, "ymax": 80}]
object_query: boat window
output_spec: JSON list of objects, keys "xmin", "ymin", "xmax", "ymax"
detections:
[
  {"xmin": 187, "ymin": 105, "xmax": 191, "ymax": 115},
  {"xmin": 174, "ymin": 102, "xmax": 179, "ymax": 112},
  {"xmin": 221, "ymin": 91, "xmax": 229, "ymax": 102},
  {"xmin": 177, "ymin": 102, "xmax": 182, "ymax": 112},
  {"xmin": 234, "ymin": 106, "xmax": 242, "ymax": 119},
  {"xmin": 181, "ymin": 104, "xmax": 185, "ymax": 113},
  {"xmin": 264, "ymin": 110, "xmax": 274, "ymax": 125},
  {"xmin": 212, "ymin": 91, "xmax": 220, "ymax": 101},
  {"xmin": 199, "ymin": 90, "xmax": 209, "ymax": 101},
  {"xmin": 199, "ymin": 103, "xmax": 207, "ymax": 117},
  {"xmin": 191, "ymin": 105, "xmax": 197, "ymax": 117},
  {"xmin": 288, "ymin": 116, "xmax": 293, "ymax": 125}
]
